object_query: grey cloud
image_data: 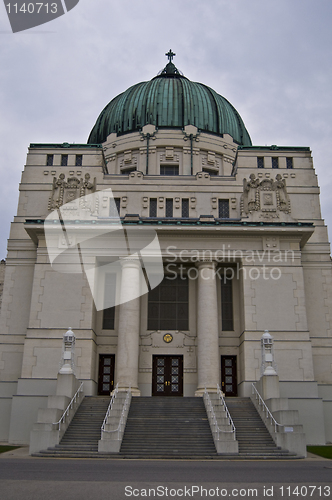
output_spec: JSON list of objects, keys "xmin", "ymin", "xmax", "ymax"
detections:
[{"xmin": 1, "ymin": 0, "xmax": 332, "ymax": 255}]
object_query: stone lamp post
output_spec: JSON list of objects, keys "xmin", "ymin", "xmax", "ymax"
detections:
[
  {"xmin": 29, "ymin": 327, "xmax": 82, "ymax": 455},
  {"xmin": 59, "ymin": 327, "xmax": 76, "ymax": 375},
  {"xmin": 259, "ymin": 330, "xmax": 279, "ymax": 399},
  {"xmin": 261, "ymin": 330, "xmax": 277, "ymax": 376}
]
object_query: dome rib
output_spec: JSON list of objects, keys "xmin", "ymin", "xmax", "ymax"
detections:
[
  {"xmin": 129, "ymin": 83, "xmax": 146, "ymax": 130},
  {"xmin": 87, "ymin": 74, "xmax": 252, "ymax": 146}
]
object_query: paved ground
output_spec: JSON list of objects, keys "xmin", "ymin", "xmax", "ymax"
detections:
[{"xmin": 0, "ymin": 447, "xmax": 331, "ymax": 500}]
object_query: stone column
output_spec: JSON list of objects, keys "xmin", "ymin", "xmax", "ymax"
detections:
[
  {"xmin": 195, "ymin": 261, "xmax": 220, "ymax": 396},
  {"xmin": 116, "ymin": 258, "xmax": 141, "ymax": 395}
]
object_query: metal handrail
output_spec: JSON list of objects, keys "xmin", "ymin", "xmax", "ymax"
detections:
[
  {"xmin": 101, "ymin": 383, "xmax": 119, "ymax": 432},
  {"xmin": 203, "ymin": 389, "xmax": 218, "ymax": 438},
  {"xmin": 53, "ymin": 381, "xmax": 84, "ymax": 431},
  {"xmin": 251, "ymin": 383, "xmax": 283, "ymax": 433},
  {"xmin": 101, "ymin": 385, "xmax": 131, "ymax": 440},
  {"xmin": 216, "ymin": 384, "xmax": 236, "ymax": 436},
  {"xmin": 204, "ymin": 387, "xmax": 236, "ymax": 441}
]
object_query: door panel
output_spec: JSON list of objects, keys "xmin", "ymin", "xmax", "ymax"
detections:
[
  {"xmin": 98, "ymin": 354, "xmax": 115, "ymax": 395},
  {"xmin": 152, "ymin": 355, "xmax": 183, "ymax": 396},
  {"xmin": 221, "ymin": 355, "xmax": 237, "ymax": 396}
]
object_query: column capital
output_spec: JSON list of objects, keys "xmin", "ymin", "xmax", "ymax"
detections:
[
  {"xmin": 119, "ymin": 256, "xmax": 141, "ymax": 269},
  {"xmin": 195, "ymin": 260, "xmax": 216, "ymax": 270}
]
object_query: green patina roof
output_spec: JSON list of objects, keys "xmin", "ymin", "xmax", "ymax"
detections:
[{"xmin": 88, "ymin": 54, "xmax": 252, "ymax": 146}]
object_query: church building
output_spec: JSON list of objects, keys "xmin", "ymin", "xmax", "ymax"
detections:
[{"xmin": 0, "ymin": 52, "xmax": 331, "ymax": 448}]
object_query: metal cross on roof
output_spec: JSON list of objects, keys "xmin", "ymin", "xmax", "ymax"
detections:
[{"xmin": 165, "ymin": 49, "xmax": 176, "ymax": 63}]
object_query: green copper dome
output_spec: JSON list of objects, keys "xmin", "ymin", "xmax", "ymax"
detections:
[{"xmin": 88, "ymin": 53, "xmax": 252, "ymax": 146}]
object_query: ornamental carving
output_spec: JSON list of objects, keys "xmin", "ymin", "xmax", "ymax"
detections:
[
  {"xmin": 140, "ymin": 330, "xmax": 195, "ymax": 349},
  {"xmin": 241, "ymin": 173, "xmax": 293, "ymax": 222},
  {"xmin": 48, "ymin": 173, "xmax": 96, "ymax": 211}
]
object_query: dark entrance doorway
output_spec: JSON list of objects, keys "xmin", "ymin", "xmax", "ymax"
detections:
[
  {"xmin": 98, "ymin": 354, "xmax": 115, "ymax": 395},
  {"xmin": 221, "ymin": 355, "xmax": 237, "ymax": 396},
  {"xmin": 152, "ymin": 355, "xmax": 183, "ymax": 396}
]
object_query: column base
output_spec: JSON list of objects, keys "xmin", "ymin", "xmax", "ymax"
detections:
[
  {"xmin": 117, "ymin": 386, "xmax": 141, "ymax": 397},
  {"xmin": 195, "ymin": 387, "xmax": 219, "ymax": 397}
]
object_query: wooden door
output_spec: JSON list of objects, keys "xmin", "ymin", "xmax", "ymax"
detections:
[
  {"xmin": 98, "ymin": 354, "xmax": 115, "ymax": 395},
  {"xmin": 221, "ymin": 355, "xmax": 237, "ymax": 396},
  {"xmin": 152, "ymin": 355, "xmax": 183, "ymax": 396}
]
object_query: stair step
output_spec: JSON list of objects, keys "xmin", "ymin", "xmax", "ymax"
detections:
[
  {"xmin": 225, "ymin": 397, "xmax": 296, "ymax": 458},
  {"xmin": 35, "ymin": 395, "xmax": 111, "ymax": 457},
  {"xmin": 119, "ymin": 397, "xmax": 216, "ymax": 457}
]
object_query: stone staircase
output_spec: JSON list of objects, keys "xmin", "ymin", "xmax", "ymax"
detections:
[
  {"xmin": 32, "ymin": 396, "xmax": 111, "ymax": 458},
  {"xmin": 224, "ymin": 397, "xmax": 299, "ymax": 459},
  {"xmin": 32, "ymin": 395, "xmax": 301, "ymax": 459},
  {"xmin": 119, "ymin": 396, "xmax": 217, "ymax": 458}
]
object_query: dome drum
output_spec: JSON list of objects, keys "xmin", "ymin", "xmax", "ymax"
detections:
[{"xmin": 101, "ymin": 126, "xmax": 238, "ymax": 177}]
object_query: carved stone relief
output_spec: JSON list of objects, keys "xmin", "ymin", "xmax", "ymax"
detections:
[
  {"xmin": 241, "ymin": 173, "xmax": 293, "ymax": 222},
  {"xmin": 140, "ymin": 330, "xmax": 195, "ymax": 349},
  {"xmin": 48, "ymin": 173, "xmax": 96, "ymax": 211}
]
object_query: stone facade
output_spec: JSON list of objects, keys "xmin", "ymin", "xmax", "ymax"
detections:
[{"xmin": 0, "ymin": 88, "xmax": 332, "ymax": 449}]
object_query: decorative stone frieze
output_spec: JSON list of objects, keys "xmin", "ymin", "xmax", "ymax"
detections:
[
  {"xmin": 140, "ymin": 330, "xmax": 195, "ymax": 350},
  {"xmin": 165, "ymin": 147, "xmax": 174, "ymax": 160},
  {"xmin": 208, "ymin": 152, "xmax": 216, "ymax": 165},
  {"xmin": 124, "ymin": 150, "xmax": 132, "ymax": 163}
]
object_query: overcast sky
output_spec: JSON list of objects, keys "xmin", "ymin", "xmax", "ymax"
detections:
[{"xmin": 1, "ymin": 0, "xmax": 332, "ymax": 259}]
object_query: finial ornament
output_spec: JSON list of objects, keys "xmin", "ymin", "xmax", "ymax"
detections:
[{"xmin": 165, "ymin": 49, "xmax": 176, "ymax": 63}]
